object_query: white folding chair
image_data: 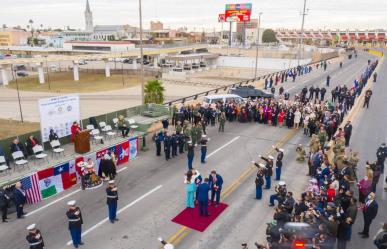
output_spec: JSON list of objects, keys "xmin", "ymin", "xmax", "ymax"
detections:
[
  {"xmin": 86, "ymin": 124, "xmax": 95, "ymax": 130},
  {"xmin": 127, "ymin": 119, "xmax": 138, "ymax": 134},
  {"xmin": 0, "ymin": 156, "xmax": 10, "ymax": 175},
  {"xmin": 32, "ymin": 145, "xmax": 48, "ymax": 164},
  {"xmin": 112, "ymin": 118, "xmax": 119, "ymax": 131},
  {"xmin": 50, "ymin": 140, "xmax": 65, "ymax": 158},
  {"xmin": 91, "ymin": 129, "xmax": 104, "ymax": 144},
  {"xmin": 12, "ymin": 151, "xmax": 29, "ymax": 171},
  {"xmin": 102, "ymin": 125, "xmax": 116, "ymax": 140},
  {"xmin": 99, "ymin": 122, "xmax": 107, "ymax": 131}
]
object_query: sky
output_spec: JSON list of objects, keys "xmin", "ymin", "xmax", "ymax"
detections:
[{"xmin": 1, "ymin": 0, "xmax": 387, "ymax": 31}]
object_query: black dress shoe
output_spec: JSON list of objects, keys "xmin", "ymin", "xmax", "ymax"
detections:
[
  {"xmin": 79, "ymin": 242, "xmax": 84, "ymax": 245},
  {"xmin": 361, "ymin": 235, "xmax": 369, "ymax": 238},
  {"xmin": 2, "ymin": 220, "xmax": 8, "ymax": 223},
  {"xmin": 358, "ymin": 232, "xmax": 364, "ymax": 235},
  {"xmin": 114, "ymin": 218, "xmax": 119, "ymax": 221}
]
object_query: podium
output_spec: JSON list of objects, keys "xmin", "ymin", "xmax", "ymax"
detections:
[{"xmin": 74, "ymin": 130, "xmax": 90, "ymax": 154}]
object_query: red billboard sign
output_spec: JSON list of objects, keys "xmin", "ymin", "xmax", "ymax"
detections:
[{"xmin": 224, "ymin": 3, "xmax": 252, "ymax": 22}]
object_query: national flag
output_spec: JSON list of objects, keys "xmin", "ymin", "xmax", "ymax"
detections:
[
  {"xmin": 68, "ymin": 159, "xmax": 78, "ymax": 185},
  {"xmin": 75, "ymin": 156, "xmax": 84, "ymax": 177},
  {"xmin": 20, "ymin": 173, "xmax": 42, "ymax": 204},
  {"xmin": 116, "ymin": 141, "xmax": 129, "ymax": 165},
  {"xmin": 129, "ymin": 138, "xmax": 138, "ymax": 160},
  {"xmin": 37, "ymin": 164, "xmax": 70, "ymax": 199}
]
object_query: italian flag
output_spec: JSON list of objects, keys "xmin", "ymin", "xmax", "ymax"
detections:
[{"xmin": 37, "ymin": 163, "xmax": 72, "ymax": 199}]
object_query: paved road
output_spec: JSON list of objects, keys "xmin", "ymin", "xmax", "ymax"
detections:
[{"xmin": 0, "ymin": 51, "xmax": 379, "ymax": 249}]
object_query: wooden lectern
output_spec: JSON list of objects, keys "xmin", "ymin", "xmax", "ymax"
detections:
[{"xmin": 74, "ymin": 130, "xmax": 90, "ymax": 154}]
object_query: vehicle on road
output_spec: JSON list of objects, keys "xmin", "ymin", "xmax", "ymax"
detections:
[
  {"xmin": 78, "ymin": 60, "xmax": 87, "ymax": 65},
  {"xmin": 203, "ymin": 94, "xmax": 244, "ymax": 105},
  {"xmin": 16, "ymin": 71, "xmax": 28, "ymax": 77},
  {"xmin": 228, "ymin": 86, "xmax": 274, "ymax": 99}
]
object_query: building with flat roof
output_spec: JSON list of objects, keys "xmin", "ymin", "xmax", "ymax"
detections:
[
  {"xmin": 0, "ymin": 29, "xmax": 30, "ymax": 46},
  {"xmin": 151, "ymin": 21, "xmax": 164, "ymax": 31}
]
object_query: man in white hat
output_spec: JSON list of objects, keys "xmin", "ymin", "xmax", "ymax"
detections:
[
  {"xmin": 259, "ymin": 155, "xmax": 274, "ymax": 189},
  {"xmin": 269, "ymin": 181, "xmax": 287, "ymax": 207},
  {"xmin": 106, "ymin": 180, "xmax": 119, "ymax": 223},
  {"xmin": 66, "ymin": 200, "xmax": 84, "ymax": 248},
  {"xmin": 26, "ymin": 223, "xmax": 44, "ymax": 249},
  {"xmin": 272, "ymin": 146, "xmax": 285, "ymax": 181},
  {"xmin": 200, "ymin": 134, "xmax": 210, "ymax": 164}
]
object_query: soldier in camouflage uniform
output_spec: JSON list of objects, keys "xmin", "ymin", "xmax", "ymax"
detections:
[
  {"xmin": 183, "ymin": 126, "xmax": 191, "ymax": 151},
  {"xmin": 175, "ymin": 121, "xmax": 182, "ymax": 135},
  {"xmin": 296, "ymin": 144, "xmax": 306, "ymax": 162},
  {"xmin": 218, "ymin": 112, "xmax": 226, "ymax": 132},
  {"xmin": 191, "ymin": 124, "xmax": 198, "ymax": 146},
  {"xmin": 317, "ymin": 127, "xmax": 327, "ymax": 147},
  {"xmin": 309, "ymin": 134, "xmax": 320, "ymax": 153},
  {"xmin": 196, "ymin": 123, "xmax": 202, "ymax": 145}
]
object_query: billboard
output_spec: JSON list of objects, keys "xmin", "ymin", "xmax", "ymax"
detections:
[
  {"xmin": 38, "ymin": 94, "xmax": 80, "ymax": 142},
  {"xmin": 218, "ymin": 14, "xmax": 226, "ymax": 23},
  {"xmin": 225, "ymin": 3, "xmax": 252, "ymax": 22}
]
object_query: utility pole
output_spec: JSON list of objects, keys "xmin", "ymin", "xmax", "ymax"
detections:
[
  {"xmin": 254, "ymin": 12, "xmax": 263, "ymax": 79},
  {"xmin": 139, "ymin": 0, "xmax": 145, "ymax": 104},
  {"xmin": 298, "ymin": 0, "xmax": 308, "ymax": 66}
]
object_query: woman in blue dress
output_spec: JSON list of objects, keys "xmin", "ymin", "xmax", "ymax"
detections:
[{"xmin": 184, "ymin": 170, "xmax": 196, "ymax": 208}]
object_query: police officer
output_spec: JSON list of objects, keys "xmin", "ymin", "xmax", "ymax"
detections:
[
  {"xmin": 376, "ymin": 143, "xmax": 387, "ymax": 174},
  {"xmin": 164, "ymin": 132, "xmax": 171, "ymax": 161},
  {"xmin": 26, "ymin": 224, "xmax": 44, "ymax": 249},
  {"xmin": 187, "ymin": 141, "xmax": 194, "ymax": 170},
  {"xmin": 273, "ymin": 146, "xmax": 284, "ymax": 181},
  {"xmin": 259, "ymin": 155, "xmax": 274, "ymax": 189},
  {"xmin": 178, "ymin": 132, "xmax": 185, "ymax": 154},
  {"xmin": 106, "ymin": 180, "xmax": 119, "ymax": 223},
  {"xmin": 200, "ymin": 135, "xmax": 210, "ymax": 164},
  {"xmin": 154, "ymin": 131, "xmax": 162, "ymax": 156},
  {"xmin": 66, "ymin": 200, "xmax": 83, "ymax": 248},
  {"xmin": 171, "ymin": 131, "xmax": 178, "ymax": 158}
]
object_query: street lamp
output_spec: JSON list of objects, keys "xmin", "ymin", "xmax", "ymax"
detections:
[
  {"xmin": 254, "ymin": 12, "xmax": 263, "ymax": 79},
  {"xmin": 45, "ymin": 56, "xmax": 51, "ymax": 90},
  {"xmin": 11, "ymin": 67, "xmax": 24, "ymax": 122},
  {"xmin": 139, "ymin": 0, "xmax": 145, "ymax": 104},
  {"xmin": 297, "ymin": 0, "xmax": 308, "ymax": 66}
]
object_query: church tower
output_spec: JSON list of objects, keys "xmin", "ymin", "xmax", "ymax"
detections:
[{"xmin": 85, "ymin": 0, "xmax": 94, "ymax": 32}]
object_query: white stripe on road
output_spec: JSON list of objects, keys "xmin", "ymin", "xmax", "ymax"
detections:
[
  {"xmin": 206, "ymin": 136, "xmax": 240, "ymax": 159},
  {"xmin": 66, "ymin": 185, "xmax": 163, "ymax": 246},
  {"xmin": 27, "ymin": 167, "xmax": 128, "ymax": 217},
  {"xmin": 26, "ymin": 189, "xmax": 82, "ymax": 217}
]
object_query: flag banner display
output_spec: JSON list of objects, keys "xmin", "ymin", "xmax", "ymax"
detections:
[
  {"xmin": 84, "ymin": 152, "xmax": 98, "ymax": 172},
  {"xmin": 20, "ymin": 173, "xmax": 42, "ymax": 204},
  {"xmin": 68, "ymin": 159, "xmax": 78, "ymax": 185},
  {"xmin": 37, "ymin": 163, "xmax": 71, "ymax": 199},
  {"xmin": 116, "ymin": 141, "xmax": 129, "ymax": 165},
  {"xmin": 129, "ymin": 138, "xmax": 138, "ymax": 160}
]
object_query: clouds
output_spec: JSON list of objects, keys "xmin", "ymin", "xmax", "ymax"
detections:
[{"xmin": 1, "ymin": 0, "xmax": 387, "ymax": 30}]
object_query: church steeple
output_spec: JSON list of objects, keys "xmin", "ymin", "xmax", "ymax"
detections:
[{"xmin": 85, "ymin": 0, "xmax": 93, "ymax": 32}]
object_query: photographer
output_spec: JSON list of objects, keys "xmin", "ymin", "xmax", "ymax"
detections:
[{"xmin": 269, "ymin": 181, "xmax": 287, "ymax": 207}]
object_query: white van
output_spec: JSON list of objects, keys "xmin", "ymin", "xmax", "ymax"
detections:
[{"xmin": 203, "ymin": 94, "xmax": 244, "ymax": 105}]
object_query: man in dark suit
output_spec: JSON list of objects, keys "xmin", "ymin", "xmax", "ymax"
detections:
[
  {"xmin": 208, "ymin": 170, "xmax": 223, "ymax": 207},
  {"xmin": 359, "ymin": 192, "xmax": 378, "ymax": 238},
  {"xmin": 343, "ymin": 121, "xmax": 353, "ymax": 147},
  {"xmin": 197, "ymin": 178, "xmax": 210, "ymax": 216},
  {"xmin": 13, "ymin": 182, "xmax": 27, "ymax": 218},
  {"xmin": 10, "ymin": 138, "xmax": 27, "ymax": 157}
]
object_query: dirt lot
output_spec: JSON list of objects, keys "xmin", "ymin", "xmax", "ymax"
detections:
[{"xmin": 0, "ymin": 119, "xmax": 40, "ymax": 140}]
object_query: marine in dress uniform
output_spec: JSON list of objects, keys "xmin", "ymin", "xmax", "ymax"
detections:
[
  {"xmin": 26, "ymin": 224, "xmax": 44, "ymax": 249},
  {"xmin": 269, "ymin": 181, "xmax": 287, "ymax": 206},
  {"xmin": 163, "ymin": 133, "xmax": 171, "ymax": 161},
  {"xmin": 187, "ymin": 141, "xmax": 194, "ymax": 170},
  {"xmin": 171, "ymin": 132, "xmax": 178, "ymax": 157},
  {"xmin": 273, "ymin": 146, "xmax": 284, "ymax": 181},
  {"xmin": 66, "ymin": 200, "xmax": 84, "ymax": 248},
  {"xmin": 106, "ymin": 180, "xmax": 119, "ymax": 223},
  {"xmin": 252, "ymin": 162, "xmax": 265, "ymax": 200},
  {"xmin": 259, "ymin": 155, "xmax": 273, "ymax": 189},
  {"xmin": 200, "ymin": 135, "xmax": 210, "ymax": 164}
]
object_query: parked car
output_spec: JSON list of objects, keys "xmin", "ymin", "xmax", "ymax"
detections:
[
  {"xmin": 192, "ymin": 63, "xmax": 200, "ymax": 69},
  {"xmin": 123, "ymin": 58, "xmax": 133, "ymax": 64},
  {"xmin": 228, "ymin": 86, "xmax": 274, "ymax": 99},
  {"xmin": 78, "ymin": 60, "xmax": 87, "ymax": 65},
  {"xmin": 16, "ymin": 71, "xmax": 29, "ymax": 77}
]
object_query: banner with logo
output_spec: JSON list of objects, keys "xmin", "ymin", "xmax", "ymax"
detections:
[
  {"xmin": 38, "ymin": 94, "xmax": 80, "ymax": 142},
  {"xmin": 129, "ymin": 138, "xmax": 138, "ymax": 160},
  {"xmin": 116, "ymin": 141, "xmax": 129, "ymax": 165}
]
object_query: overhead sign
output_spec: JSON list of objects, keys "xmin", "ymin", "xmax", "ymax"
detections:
[
  {"xmin": 38, "ymin": 94, "xmax": 80, "ymax": 142},
  {"xmin": 218, "ymin": 14, "xmax": 226, "ymax": 23},
  {"xmin": 225, "ymin": 3, "xmax": 252, "ymax": 22}
]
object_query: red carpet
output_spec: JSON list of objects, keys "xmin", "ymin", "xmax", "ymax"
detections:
[{"xmin": 171, "ymin": 203, "xmax": 228, "ymax": 232}]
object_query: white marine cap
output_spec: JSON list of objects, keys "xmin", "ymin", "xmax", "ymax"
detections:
[
  {"xmin": 279, "ymin": 148, "xmax": 284, "ymax": 152},
  {"xmin": 268, "ymin": 155, "xmax": 274, "ymax": 160},
  {"xmin": 108, "ymin": 180, "xmax": 115, "ymax": 184},
  {"xmin": 67, "ymin": 200, "xmax": 76, "ymax": 206},
  {"xmin": 26, "ymin": 223, "xmax": 36, "ymax": 230},
  {"xmin": 202, "ymin": 135, "xmax": 207, "ymax": 138},
  {"xmin": 279, "ymin": 181, "xmax": 286, "ymax": 186},
  {"xmin": 164, "ymin": 244, "xmax": 174, "ymax": 249}
]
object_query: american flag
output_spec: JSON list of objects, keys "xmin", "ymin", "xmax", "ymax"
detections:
[{"xmin": 20, "ymin": 173, "xmax": 42, "ymax": 204}]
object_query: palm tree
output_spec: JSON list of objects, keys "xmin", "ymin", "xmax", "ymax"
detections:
[{"xmin": 144, "ymin": 79, "xmax": 165, "ymax": 104}]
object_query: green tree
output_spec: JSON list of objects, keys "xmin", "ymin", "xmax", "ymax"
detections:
[
  {"xmin": 144, "ymin": 79, "xmax": 165, "ymax": 104},
  {"xmin": 262, "ymin": 29, "xmax": 278, "ymax": 43}
]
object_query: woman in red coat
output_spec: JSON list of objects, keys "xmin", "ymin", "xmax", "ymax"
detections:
[
  {"xmin": 278, "ymin": 109, "xmax": 285, "ymax": 127},
  {"xmin": 71, "ymin": 122, "xmax": 81, "ymax": 143}
]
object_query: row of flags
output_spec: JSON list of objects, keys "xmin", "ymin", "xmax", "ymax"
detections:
[{"xmin": 20, "ymin": 138, "xmax": 138, "ymax": 204}]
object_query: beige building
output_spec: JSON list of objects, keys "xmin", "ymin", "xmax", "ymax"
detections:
[
  {"xmin": 0, "ymin": 29, "xmax": 30, "ymax": 46},
  {"xmin": 150, "ymin": 21, "xmax": 164, "ymax": 31}
]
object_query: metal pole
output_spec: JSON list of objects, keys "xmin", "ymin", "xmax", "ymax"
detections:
[
  {"xmin": 254, "ymin": 13, "xmax": 262, "ymax": 79},
  {"xmin": 46, "ymin": 56, "xmax": 51, "ymax": 90},
  {"xmin": 139, "ymin": 0, "xmax": 145, "ymax": 104},
  {"xmin": 121, "ymin": 52, "xmax": 125, "ymax": 86},
  {"xmin": 298, "ymin": 0, "xmax": 307, "ymax": 66},
  {"xmin": 220, "ymin": 22, "xmax": 223, "ymax": 45},
  {"xmin": 228, "ymin": 22, "xmax": 232, "ymax": 47},
  {"xmin": 13, "ymin": 69, "xmax": 24, "ymax": 122}
]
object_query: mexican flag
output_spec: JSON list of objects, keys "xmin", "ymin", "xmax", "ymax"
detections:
[{"xmin": 37, "ymin": 164, "xmax": 72, "ymax": 199}]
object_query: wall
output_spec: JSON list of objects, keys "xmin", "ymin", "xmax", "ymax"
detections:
[{"xmin": 216, "ymin": 56, "xmax": 312, "ymax": 70}]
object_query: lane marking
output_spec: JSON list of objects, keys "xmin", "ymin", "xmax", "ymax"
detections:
[
  {"xmin": 206, "ymin": 136, "xmax": 240, "ymax": 159},
  {"xmin": 66, "ymin": 185, "xmax": 163, "ymax": 246},
  {"xmin": 167, "ymin": 129, "xmax": 297, "ymax": 245},
  {"xmin": 26, "ymin": 166, "xmax": 129, "ymax": 217},
  {"xmin": 26, "ymin": 189, "xmax": 82, "ymax": 217}
]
